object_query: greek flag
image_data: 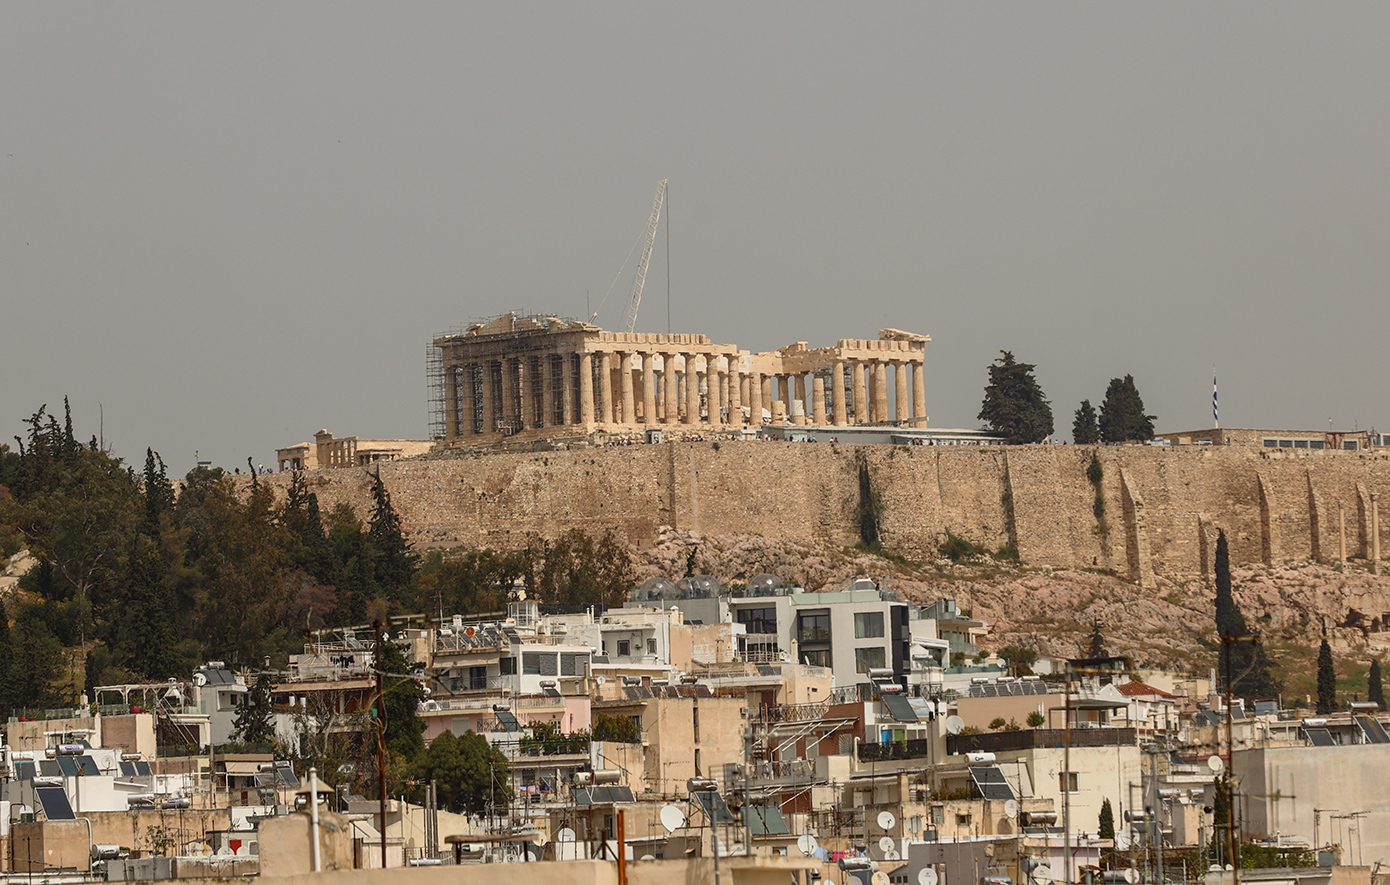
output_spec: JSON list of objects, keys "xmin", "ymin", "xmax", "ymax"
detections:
[{"xmin": 1212, "ymin": 368, "xmax": 1219, "ymax": 429}]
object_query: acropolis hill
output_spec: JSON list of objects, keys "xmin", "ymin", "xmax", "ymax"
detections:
[{"xmin": 261, "ymin": 440, "xmax": 1390, "ymax": 586}]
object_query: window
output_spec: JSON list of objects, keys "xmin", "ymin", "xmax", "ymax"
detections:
[
  {"xmin": 523, "ymin": 653, "xmax": 558, "ymax": 675},
  {"xmin": 736, "ymin": 607, "xmax": 777, "ymax": 635},
  {"xmin": 855, "ymin": 647, "xmax": 886, "ymax": 673},
  {"xmin": 560, "ymin": 653, "xmax": 587, "ymax": 676},
  {"xmin": 930, "ymin": 806, "xmax": 945, "ymax": 825},
  {"xmin": 800, "ymin": 649, "xmax": 832, "ymax": 668},
  {"xmin": 798, "ymin": 611, "xmax": 831, "ymax": 643},
  {"xmin": 647, "ymin": 638, "xmax": 657, "ymax": 654},
  {"xmin": 854, "ymin": 611, "xmax": 884, "ymax": 638},
  {"xmin": 617, "ymin": 640, "xmax": 630, "ymax": 657},
  {"xmin": 500, "ymin": 657, "xmax": 517, "ymax": 676},
  {"xmin": 1059, "ymin": 771, "xmax": 1078, "ymax": 793}
]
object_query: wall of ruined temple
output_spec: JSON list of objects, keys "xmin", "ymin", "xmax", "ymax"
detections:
[{"xmin": 260, "ymin": 443, "xmax": 1390, "ymax": 580}]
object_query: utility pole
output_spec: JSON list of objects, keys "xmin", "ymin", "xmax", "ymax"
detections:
[
  {"xmin": 1223, "ymin": 634, "xmax": 1240, "ymax": 885},
  {"xmin": 374, "ymin": 619, "xmax": 388, "ymax": 870}
]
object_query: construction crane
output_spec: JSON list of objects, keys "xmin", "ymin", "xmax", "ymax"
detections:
[{"xmin": 620, "ymin": 179, "xmax": 668, "ymax": 333}]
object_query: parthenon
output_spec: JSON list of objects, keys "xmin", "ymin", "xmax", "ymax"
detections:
[{"xmin": 428, "ymin": 313, "xmax": 930, "ymax": 444}]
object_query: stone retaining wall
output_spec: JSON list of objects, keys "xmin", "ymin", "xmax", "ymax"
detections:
[{"xmin": 254, "ymin": 443, "xmax": 1390, "ymax": 580}]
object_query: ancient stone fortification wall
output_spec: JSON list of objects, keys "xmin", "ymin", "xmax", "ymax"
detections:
[{"xmin": 262, "ymin": 443, "xmax": 1390, "ymax": 580}]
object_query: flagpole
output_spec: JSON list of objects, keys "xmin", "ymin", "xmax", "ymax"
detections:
[{"xmin": 1213, "ymin": 367, "xmax": 1219, "ymax": 430}]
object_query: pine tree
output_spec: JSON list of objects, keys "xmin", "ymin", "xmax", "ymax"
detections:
[
  {"xmin": 1369, "ymin": 659, "xmax": 1385, "ymax": 710},
  {"xmin": 1316, "ymin": 637, "xmax": 1337, "ymax": 715},
  {"xmin": 1098, "ymin": 798, "xmax": 1116, "ymax": 841},
  {"xmin": 1073, "ymin": 400, "xmax": 1099, "ymax": 445},
  {"xmin": 1098, "ymin": 375, "xmax": 1156, "ymax": 443},
  {"xmin": 978, "ymin": 351, "xmax": 1053, "ymax": 444}
]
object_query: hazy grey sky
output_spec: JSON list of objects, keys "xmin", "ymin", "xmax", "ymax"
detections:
[{"xmin": 4, "ymin": 4, "xmax": 1388, "ymax": 472}]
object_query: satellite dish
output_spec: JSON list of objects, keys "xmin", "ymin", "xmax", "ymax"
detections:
[
  {"xmin": 596, "ymin": 676, "xmax": 606, "ymax": 685},
  {"xmin": 907, "ymin": 815, "xmax": 922, "ymax": 834},
  {"xmin": 886, "ymin": 850, "xmax": 901, "ymax": 861},
  {"xmin": 878, "ymin": 811, "xmax": 897, "ymax": 831},
  {"xmin": 1115, "ymin": 830, "xmax": 1132, "ymax": 851},
  {"xmin": 660, "ymin": 805, "xmax": 687, "ymax": 833},
  {"xmin": 879, "ymin": 837, "xmax": 895, "ymax": 853},
  {"xmin": 1125, "ymin": 870, "xmax": 1140, "ymax": 883},
  {"xmin": 193, "ymin": 673, "xmax": 207, "ymax": 687},
  {"xmin": 1004, "ymin": 799, "xmax": 1020, "ymax": 819},
  {"xmin": 641, "ymin": 855, "xmax": 656, "ymax": 862},
  {"xmin": 945, "ymin": 716, "xmax": 965, "ymax": 735},
  {"xmin": 797, "ymin": 834, "xmax": 819, "ymax": 856},
  {"xmin": 918, "ymin": 868, "xmax": 940, "ymax": 885},
  {"xmin": 1207, "ymin": 755, "xmax": 1225, "ymax": 774},
  {"xmin": 1031, "ymin": 865, "xmax": 1053, "ymax": 885},
  {"xmin": 216, "ymin": 847, "xmax": 233, "ymax": 857},
  {"xmin": 557, "ymin": 828, "xmax": 576, "ymax": 843},
  {"xmin": 872, "ymin": 872, "xmax": 891, "ymax": 885}
]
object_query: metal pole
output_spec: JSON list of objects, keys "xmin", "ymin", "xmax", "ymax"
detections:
[
  {"xmin": 1064, "ymin": 662, "xmax": 1072, "ymax": 885},
  {"xmin": 375, "ymin": 620, "xmax": 388, "ymax": 870},
  {"xmin": 309, "ymin": 767, "xmax": 322, "ymax": 872},
  {"xmin": 1223, "ymin": 634, "xmax": 1239, "ymax": 885}
]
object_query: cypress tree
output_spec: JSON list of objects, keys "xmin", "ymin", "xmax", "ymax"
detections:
[
  {"xmin": 1214, "ymin": 530, "xmax": 1279, "ymax": 700},
  {"xmin": 1098, "ymin": 798, "xmax": 1115, "ymax": 841},
  {"xmin": 1316, "ymin": 637, "xmax": 1336, "ymax": 715},
  {"xmin": 978, "ymin": 351, "xmax": 1053, "ymax": 444},
  {"xmin": 1370, "ymin": 659, "xmax": 1385, "ymax": 710},
  {"xmin": 1098, "ymin": 375, "xmax": 1156, "ymax": 443},
  {"xmin": 1073, "ymin": 400, "xmax": 1099, "ymax": 445}
]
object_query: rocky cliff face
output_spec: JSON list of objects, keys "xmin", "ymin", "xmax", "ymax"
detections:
[{"xmin": 634, "ymin": 529, "xmax": 1390, "ymax": 673}]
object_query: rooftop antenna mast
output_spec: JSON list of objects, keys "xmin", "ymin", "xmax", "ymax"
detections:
[{"xmin": 621, "ymin": 179, "xmax": 668, "ymax": 334}]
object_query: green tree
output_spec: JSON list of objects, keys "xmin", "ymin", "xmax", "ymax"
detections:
[
  {"xmin": 1316, "ymin": 637, "xmax": 1336, "ymax": 715},
  {"xmin": 368, "ymin": 472, "xmax": 419, "ymax": 609},
  {"xmin": 978, "ymin": 352, "xmax": 1053, "ymax": 444},
  {"xmin": 1369, "ymin": 659, "xmax": 1385, "ymax": 710},
  {"xmin": 1097, "ymin": 375, "xmax": 1155, "ymax": 443},
  {"xmin": 0, "ymin": 597, "xmax": 15, "ymax": 714},
  {"xmin": 591, "ymin": 712, "xmax": 641, "ymax": 744},
  {"xmin": 233, "ymin": 672, "xmax": 277, "ymax": 746},
  {"xmin": 988, "ymin": 717, "xmax": 1007, "ymax": 731},
  {"xmin": 1026, "ymin": 711, "xmax": 1045, "ymax": 728},
  {"xmin": 1072, "ymin": 400, "xmax": 1099, "ymax": 445},
  {"xmin": 997, "ymin": 644, "xmax": 1038, "ymax": 676},
  {"xmin": 1098, "ymin": 798, "xmax": 1115, "ymax": 841},
  {"xmin": 526, "ymin": 529, "xmax": 635, "ymax": 609},
  {"xmin": 1214, "ymin": 530, "xmax": 1279, "ymax": 700},
  {"xmin": 379, "ymin": 638, "xmax": 425, "ymax": 764}
]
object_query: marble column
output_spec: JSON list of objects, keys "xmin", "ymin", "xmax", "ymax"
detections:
[
  {"xmin": 832, "ymin": 360, "xmax": 847, "ymax": 426},
  {"xmin": 913, "ymin": 360, "xmax": 928, "ymax": 428},
  {"xmin": 749, "ymin": 372, "xmax": 763, "ymax": 425},
  {"xmin": 793, "ymin": 374, "xmax": 806, "ymax": 425},
  {"xmin": 480, "ymin": 361, "xmax": 495, "ymax": 433},
  {"xmin": 620, "ymin": 353, "xmax": 636, "ymax": 425},
  {"xmin": 684, "ymin": 353, "xmax": 700, "ymax": 424},
  {"xmin": 499, "ymin": 359, "xmax": 517, "ymax": 430},
  {"xmin": 663, "ymin": 355, "xmax": 679, "ymax": 424},
  {"xmin": 541, "ymin": 357, "xmax": 555, "ymax": 428},
  {"xmin": 444, "ymin": 362, "xmax": 460, "ymax": 440},
  {"xmin": 717, "ymin": 361, "xmax": 730, "ymax": 425},
  {"xmin": 812, "ymin": 376, "xmax": 827, "ymax": 425},
  {"xmin": 517, "ymin": 357, "xmax": 533, "ymax": 429},
  {"xmin": 594, "ymin": 352, "xmax": 611, "ymax": 424},
  {"xmin": 852, "ymin": 361, "xmax": 868, "ymax": 425},
  {"xmin": 895, "ymin": 361, "xmax": 910, "ymax": 423},
  {"xmin": 872, "ymin": 361, "xmax": 889, "ymax": 424},
  {"xmin": 642, "ymin": 354, "xmax": 656, "ymax": 425},
  {"xmin": 729, "ymin": 360, "xmax": 743, "ymax": 427},
  {"xmin": 578, "ymin": 352, "xmax": 595, "ymax": 425}
]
